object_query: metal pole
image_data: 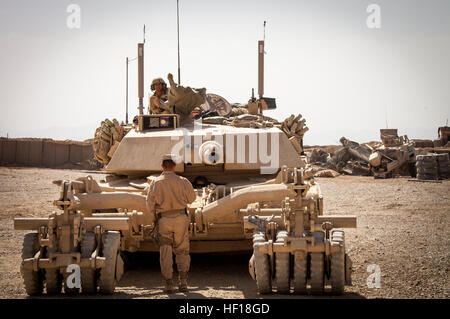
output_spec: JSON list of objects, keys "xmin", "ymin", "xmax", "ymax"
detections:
[
  {"xmin": 126, "ymin": 57, "xmax": 129, "ymax": 124},
  {"xmin": 138, "ymin": 43, "xmax": 144, "ymax": 115},
  {"xmin": 177, "ymin": 0, "xmax": 181, "ymax": 85}
]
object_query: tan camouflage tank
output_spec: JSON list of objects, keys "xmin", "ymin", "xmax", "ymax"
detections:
[{"xmin": 14, "ymin": 39, "xmax": 356, "ymax": 296}]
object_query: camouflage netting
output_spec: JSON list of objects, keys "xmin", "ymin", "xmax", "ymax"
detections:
[{"xmin": 93, "ymin": 119, "xmax": 125, "ymax": 165}]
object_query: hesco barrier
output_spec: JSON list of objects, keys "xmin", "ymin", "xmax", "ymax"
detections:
[{"xmin": 0, "ymin": 138, "xmax": 94, "ymax": 168}]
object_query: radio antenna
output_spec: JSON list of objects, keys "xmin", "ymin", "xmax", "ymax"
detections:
[
  {"xmin": 177, "ymin": 0, "xmax": 181, "ymax": 85},
  {"xmin": 263, "ymin": 20, "xmax": 266, "ymax": 42},
  {"xmin": 385, "ymin": 105, "xmax": 388, "ymax": 129}
]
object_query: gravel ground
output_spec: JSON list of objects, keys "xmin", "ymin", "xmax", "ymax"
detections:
[{"xmin": 0, "ymin": 167, "xmax": 448, "ymax": 299}]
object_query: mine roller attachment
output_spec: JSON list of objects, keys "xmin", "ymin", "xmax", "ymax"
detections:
[
  {"xmin": 21, "ymin": 233, "xmax": 43, "ymax": 296},
  {"xmin": 293, "ymin": 251, "xmax": 307, "ymax": 294},
  {"xmin": 81, "ymin": 231, "xmax": 97, "ymax": 294},
  {"xmin": 45, "ymin": 246, "xmax": 62, "ymax": 295},
  {"xmin": 245, "ymin": 173, "xmax": 356, "ymax": 295},
  {"xmin": 329, "ymin": 230, "xmax": 346, "ymax": 295},
  {"xmin": 253, "ymin": 232, "xmax": 272, "ymax": 294},
  {"xmin": 275, "ymin": 230, "xmax": 290, "ymax": 294},
  {"xmin": 98, "ymin": 231, "xmax": 122, "ymax": 294},
  {"xmin": 309, "ymin": 252, "xmax": 324, "ymax": 295}
]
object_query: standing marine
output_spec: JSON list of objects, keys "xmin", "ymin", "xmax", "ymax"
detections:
[{"xmin": 146, "ymin": 154, "xmax": 196, "ymax": 293}]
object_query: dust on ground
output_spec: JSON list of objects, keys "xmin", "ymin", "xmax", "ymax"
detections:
[{"xmin": 0, "ymin": 167, "xmax": 448, "ymax": 299}]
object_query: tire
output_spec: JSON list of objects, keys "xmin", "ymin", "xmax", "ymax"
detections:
[
  {"xmin": 293, "ymin": 251, "xmax": 307, "ymax": 294},
  {"xmin": 253, "ymin": 232, "xmax": 272, "ymax": 294},
  {"xmin": 309, "ymin": 252, "xmax": 324, "ymax": 295},
  {"xmin": 21, "ymin": 233, "xmax": 43, "ymax": 296},
  {"xmin": 81, "ymin": 232, "xmax": 97, "ymax": 294},
  {"xmin": 98, "ymin": 231, "xmax": 121, "ymax": 294},
  {"xmin": 329, "ymin": 231, "xmax": 345, "ymax": 295},
  {"xmin": 275, "ymin": 231, "xmax": 290, "ymax": 294}
]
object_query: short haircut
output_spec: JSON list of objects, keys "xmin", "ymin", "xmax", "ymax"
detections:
[{"xmin": 162, "ymin": 159, "xmax": 176, "ymax": 169}]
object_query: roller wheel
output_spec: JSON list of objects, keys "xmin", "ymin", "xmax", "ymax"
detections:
[
  {"xmin": 45, "ymin": 244, "xmax": 62, "ymax": 294},
  {"xmin": 45, "ymin": 269, "xmax": 62, "ymax": 294},
  {"xmin": 81, "ymin": 232, "xmax": 97, "ymax": 294},
  {"xmin": 293, "ymin": 251, "xmax": 307, "ymax": 294},
  {"xmin": 21, "ymin": 233, "xmax": 43, "ymax": 296},
  {"xmin": 275, "ymin": 231, "xmax": 290, "ymax": 294},
  {"xmin": 330, "ymin": 231, "xmax": 346, "ymax": 295},
  {"xmin": 309, "ymin": 252, "xmax": 324, "ymax": 295},
  {"xmin": 253, "ymin": 232, "xmax": 272, "ymax": 294},
  {"xmin": 98, "ymin": 231, "xmax": 121, "ymax": 294}
]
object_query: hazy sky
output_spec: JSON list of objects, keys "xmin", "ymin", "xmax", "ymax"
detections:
[{"xmin": 0, "ymin": 0, "xmax": 449, "ymax": 145}]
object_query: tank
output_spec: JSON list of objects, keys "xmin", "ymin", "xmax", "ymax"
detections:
[{"xmin": 14, "ymin": 39, "xmax": 356, "ymax": 296}]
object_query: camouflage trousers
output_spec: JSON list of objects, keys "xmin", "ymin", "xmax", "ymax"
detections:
[{"xmin": 157, "ymin": 213, "xmax": 190, "ymax": 279}]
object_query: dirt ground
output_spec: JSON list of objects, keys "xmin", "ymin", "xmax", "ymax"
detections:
[{"xmin": 0, "ymin": 167, "xmax": 448, "ymax": 299}]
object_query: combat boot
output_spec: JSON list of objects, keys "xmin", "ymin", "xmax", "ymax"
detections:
[
  {"xmin": 164, "ymin": 278, "xmax": 175, "ymax": 294},
  {"xmin": 179, "ymin": 272, "xmax": 188, "ymax": 292}
]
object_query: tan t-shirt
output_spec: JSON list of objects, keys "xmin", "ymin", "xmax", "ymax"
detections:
[{"xmin": 146, "ymin": 171, "xmax": 196, "ymax": 214}]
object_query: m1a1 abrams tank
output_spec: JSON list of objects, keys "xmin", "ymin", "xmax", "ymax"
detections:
[{"xmin": 14, "ymin": 39, "xmax": 356, "ymax": 296}]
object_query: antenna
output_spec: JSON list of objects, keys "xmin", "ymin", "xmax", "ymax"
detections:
[
  {"xmin": 143, "ymin": 24, "xmax": 146, "ymax": 44},
  {"xmin": 446, "ymin": 118, "xmax": 448, "ymax": 126},
  {"xmin": 126, "ymin": 57, "xmax": 129, "ymax": 124},
  {"xmin": 263, "ymin": 20, "xmax": 266, "ymax": 42},
  {"xmin": 177, "ymin": 0, "xmax": 181, "ymax": 85},
  {"xmin": 385, "ymin": 105, "xmax": 388, "ymax": 129}
]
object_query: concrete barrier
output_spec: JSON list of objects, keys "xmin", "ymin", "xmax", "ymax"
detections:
[
  {"xmin": 0, "ymin": 138, "xmax": 94, "ymax": 168},
  {"xmin": 1, "ymin": 138, "xmax": 17, "ymax": 163},
  {"xmin": 29, "ymin": 139, "xmax": 43, "ymax": 166},
  {"xmin": 42, "ymin": 139, "xmax": 56, "ymax": 167}
]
